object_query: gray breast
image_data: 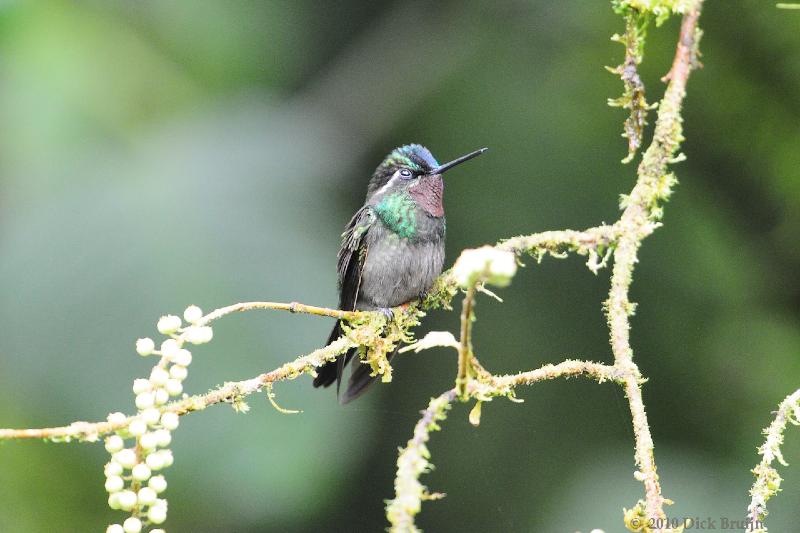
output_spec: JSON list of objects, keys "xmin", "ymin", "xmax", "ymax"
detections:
[{"xmin": 358, "ymin": 220, "xmax": 445, "ymax": 309}]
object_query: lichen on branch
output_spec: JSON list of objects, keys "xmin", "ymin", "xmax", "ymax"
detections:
[{"xmin": 746, "ymin": 388, "xmax": 800, "ymax": 533}]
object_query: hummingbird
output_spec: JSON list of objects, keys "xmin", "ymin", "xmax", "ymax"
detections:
[{"xmin": 313, "ymin": 144, "xmax": 488, "ymax": 403}]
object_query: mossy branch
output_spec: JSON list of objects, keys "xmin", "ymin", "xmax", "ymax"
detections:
[
  {"xmin": 746, "ymin": 388, "xmax": 800, "ymax": 533},
  {"xmin": 0, "ymin": 302, "xmax": 367, "ymax": 442},
  {"xmin": 386, "ymin": 359, "xmax": 620, "ymax": 533}
]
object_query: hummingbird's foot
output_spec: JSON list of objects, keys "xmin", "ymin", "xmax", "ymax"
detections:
[{"xmin": 378, "ymin": 307, "xmax": 395, "ymax": 322}]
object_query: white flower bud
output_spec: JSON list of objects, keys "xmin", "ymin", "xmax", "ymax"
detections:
[
  {"xmin": 136, "ymin": 337, "xmax": 155, "ymax": 356},
  {"xmin": 165, "ymin": 379, "xmax": 183, "ymax": 397},
  {"xmin": 108, "ymin": 493, "xmax": 122, "ymax": 510},
  {"xmin": 148, "ymin": 475, "xmax": 167, "ymax": 493},
  {"xmin": 150, "ymin": 367, "xmax": 169, "ymax": 386},
  {"xmin": 145, "ymin": 450, "xmax": 165, "ymax": 470},
  {"xmin": 184, "ymin": 325, "xmax": 213, "ymax": 345},
  {"xmin": 157, "ymin": 315, "xmax": 181, "ymax": 334},
  {"xmin": 174, "ymin": 349, "xmax": 192, "ymax": 367},
  {"xmin": 183, "ymin": 305, "xmax": 203, "ymax": 324},
  {"xmin": 154, "ymin": 429, "xmax": 172, "ymax": 448},
  {"xmin": 151, "ymin": 530, "xmax": 166, "ymax": 533},
  {"xmin": 113, "ymin": 449, "xmax": 137, "ymax": 469},
  {"xmin": 141, "ymin": 408, "xmax": 161, "ymax": 426},
  {"xmin": 105, "ymin": 435, "xmax": 124, "ymax": 454},
  {"xmin": 160, "ymin": 338, "xmax": 180, "ymax": 359},
  {"xmin": 105, "ymin": 461, "xmax": 123, "ymax": 477},
  {"xmin": 487, "ymin": 249, "xmax": 517, "ymax": 285},
  {"xmin": 128, "ymin": 419, "xmax": 147, "ymax": 437},
  {"xmin": 148, "ymin": 504, "xmax": 167, "ymax": 524},
  {"xmin": 117, "ymin": 490, "xmax": 137, "ymax": 511},
  {"xmin": 400, "ymin": 331, "xmax": 459, "ymax": 353},
  {"xmin": 106, "ymin": 525, "xmax": 124, "ymax": 533},
  {"xmin": 137, "ymin": 487, "xmax": 158, "ymax": 506},
  {"xmin": 132, "ymin": 379, "xmax": 151, "ymax": 395},
  {"xmin": 107, "ymin": 412, "xmax": 127, "ymax": 425},
  {"xmin": 104, "ymin": 475, "xmax": 124, "ymax": 493},
  {"xmin": 131, "ymin": 463, "xmax": 151, "ymax": 481},
  {"xmin": 452, "ymin": 246, "xmax": 517, "ymax": 288},
  {"xmin": 160, "ymin": 449, "xmax": 174, "ymax": 468},
  {"xmin": 169, "ymin": 364, "xmax": 188, "ymax": 381},
  {"xmin": 122, "ymin": 516, "xmax": 142, "ymax": 533},
  {"xmin": 154, "ymin": 388, "xmax": 170, "ymax": 406},
  {"xmin": 135, "ymin": 391, "xmax": 155, "ymax": 410},
  {"xmin": 160, "ymin": 411, "xmax": 180, "ymax": 430},
  {"xmin": 140, "ymin": 432, "xmax": 158, "ymax": 451}
]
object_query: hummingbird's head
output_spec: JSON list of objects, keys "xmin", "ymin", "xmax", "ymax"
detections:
[{"xmin": 366, "ymin": 144, "xmax": 487, "ymax": 201}]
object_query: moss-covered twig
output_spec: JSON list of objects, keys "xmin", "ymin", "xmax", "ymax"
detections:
[
  {"xmin": 608, "ymin": 6, "xmax": 652, "ymax": 163},
  {"xmin": 0, "ymin": 335, "xmax": 356, "ymax": 442},
  {"xmin": 455, "ymin": 284, "xmax": 477, "ymax": 399},
  {"xmin": 746, "ymin": 388, "xmax": 800, "ymax": 533},
  {"xmin": 386, "ymin": 390, "xmax": 457, "ymax": 533},
  {"xmin": 607, "ymin": 4, "xmax": 703, "ymax": 526},
  {"xmin": 386, "ymin": 359, "xmax": 620, "ymax": 532}
]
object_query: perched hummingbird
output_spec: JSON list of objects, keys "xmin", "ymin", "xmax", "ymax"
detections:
[{"xmin": 313, "ymin": 144, "xmax": 488, "ymax": 403}]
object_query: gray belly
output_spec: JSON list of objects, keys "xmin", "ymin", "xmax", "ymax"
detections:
[{"xmin": 358, "ymin": 232, "xmax": 445, "ymax": 309}]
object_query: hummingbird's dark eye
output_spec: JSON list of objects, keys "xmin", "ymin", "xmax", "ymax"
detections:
[{"xmin": 398, "ymin": 168, "xmax": 413, "ymax": 179}]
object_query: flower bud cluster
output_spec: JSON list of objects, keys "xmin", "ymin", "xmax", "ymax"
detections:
[
  {"xmin": 104, "ymin": 305, "xmax": 211, "ymax": 532},
  {"xmin": 452, "ymin": 246, "xmax": 517, "ymax": 289}
]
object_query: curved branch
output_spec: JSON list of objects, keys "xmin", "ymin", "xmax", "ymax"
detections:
[
  {"xmin": 605, "ymin": 4, "xmax": 704, "ymax": 526},
  {"xmin": 387, "ymin": 359, "xmax": 620, "ymax": 532}
]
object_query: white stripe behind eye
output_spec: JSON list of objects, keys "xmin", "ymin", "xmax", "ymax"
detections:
[{"xmin": 374, "ymin": 171, "xmax": 402, "ymax": 196}]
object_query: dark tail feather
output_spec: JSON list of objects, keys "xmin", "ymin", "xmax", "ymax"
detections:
[
  {"xmin": 313, "ymin": 321, "xmax": 354, "ymax": 389},
  {"xmin": 340, "ymin": 345, "xmax": 399, "ymax": 404}
]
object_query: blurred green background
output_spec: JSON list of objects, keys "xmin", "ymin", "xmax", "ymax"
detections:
[{"xmin": 0, "ymin": 1, "xmax": 798, "ymax": 531}]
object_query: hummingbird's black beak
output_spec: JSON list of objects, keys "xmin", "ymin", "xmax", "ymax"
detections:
[{"xmin": 431, "ymin": 147, "xmax": 488, "ymax": 175}]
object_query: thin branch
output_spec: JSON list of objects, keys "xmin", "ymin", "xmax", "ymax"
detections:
[
  {"xmin": 605, "ymin": 2, "xmax": 704, "ymax": 528},
  {"xmin": 455, "ymin": 285, "xmax": 477, "ymax": 398},
  {"xmin": 498, "ymin": 225, "xmax": 616, "ymax": 258},
  {"xmin": 491, "ymin": 360, "xmax": 621, "ymax": 389},
  {"xmin": 746, "ymin": 388, "xmax": 800, "ymax": 533},
  {"xmin": 608, "ymin": 7, "xmax": 651, "ymax": 163},
  {"xmin": 386, "ymin": 389, "xmax": 457, "ymax": 533},
  {"xmin": 0, "ymin": 336, "xmax": 355, "ymax": 441},
  {"xmin": 196, "ymin": 300, "xmax": 362, "ymax": 324},
  {"xmin": 387, "ymin": 359, "xmax": 620, "ymax": 532}
]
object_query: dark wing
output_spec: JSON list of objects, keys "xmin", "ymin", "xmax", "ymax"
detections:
[
  {"xmin": 337, "ymin": 206, "xmax": 374, "ymax": 312},
  {"xmin": 313, "ymin": 206, "xmax": 374, "ymax": 389}
]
